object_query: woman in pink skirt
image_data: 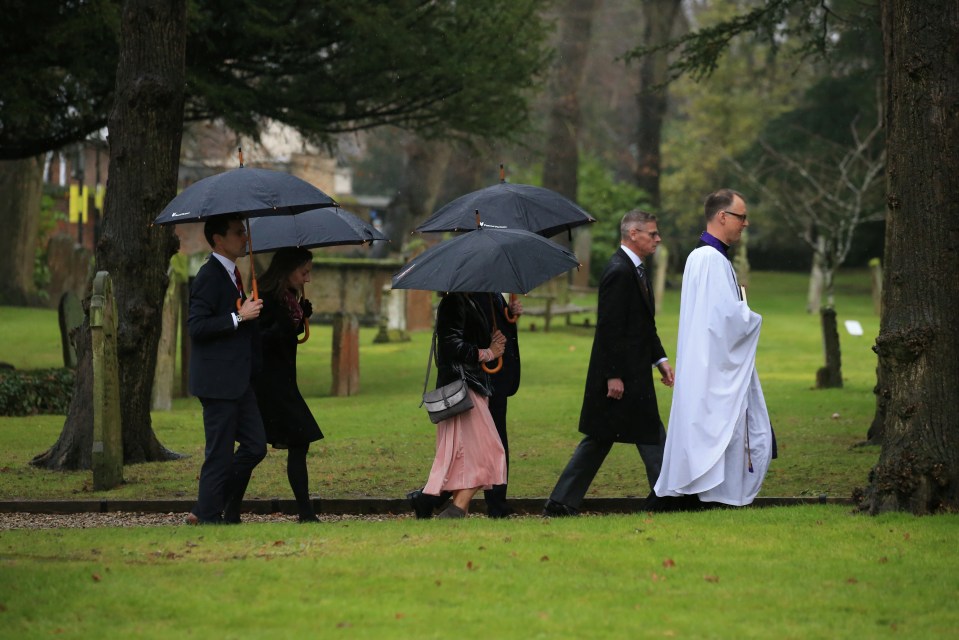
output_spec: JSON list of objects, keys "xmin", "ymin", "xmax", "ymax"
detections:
[{"xmin": 419, "ymin": 292, "xmax": 508, "ymax": 519}]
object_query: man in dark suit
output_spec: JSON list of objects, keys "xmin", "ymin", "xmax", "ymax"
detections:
[
  {"xmin": 408, "ymin": 292, "xmax": 523, "ymax": 519},
  {"xmin": 186, "ymin": 214, "xmax": 266, "ymax": 524},
  {"xmin": 544, "ymin": 209, "xmax": 674, "ymax": 516}
]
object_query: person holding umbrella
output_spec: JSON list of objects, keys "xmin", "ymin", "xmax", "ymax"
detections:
[
  {"xmin": 186, "ymin": 214, "xmax": 266, "ymax": 525},
  {"xmin": 250, "ymin": 247, "xmax": 325, "ymax": 523},
  {"xmin": 419, "ymin": 292, "xmax": 509, "ymax": 519}
]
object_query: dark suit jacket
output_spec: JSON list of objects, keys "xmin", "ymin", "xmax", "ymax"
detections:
[
  {"xmin": 468, "ymin": 293, "xmax": 521, "ymax": 398},
  {"xmin": 187, "ymin": 255, "xmax": 261, "ymax": 400},
  {"xmin": 578, "ymin": 248, "xmax": 667, "ymax": 444}
]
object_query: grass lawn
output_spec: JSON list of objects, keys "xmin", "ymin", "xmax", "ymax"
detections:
[
  {"xmin": 2, "ymin": 506, "xmax": 957, "ymax": 638},
  {"xmin": 2, "ymin": 270, "xmax": 956, "ymax": 639},
  {"xmin": 0, "ymin": 270, "xmax": 881, "ymax": 501}
]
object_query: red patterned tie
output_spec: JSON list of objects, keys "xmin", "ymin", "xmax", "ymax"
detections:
[{"xmin": 233, "ymin": 267, "xmax": 245, "ymax": 298}]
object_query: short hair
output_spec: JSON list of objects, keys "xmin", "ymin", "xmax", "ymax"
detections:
[
  {"xmin": 704, "ymin": 189, "xmax": 745, "ymax": 222},
  {"xmin": 620, "ymin": 209, "xmax": 657, "ymax": 240},
  {"xmin": 203, "ymin": 214, "xmax": 244, "ymax": 247}
]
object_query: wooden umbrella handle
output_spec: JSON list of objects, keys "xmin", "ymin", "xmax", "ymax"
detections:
[
  {"xmin": 482, "ymin": 356, "xmax": 503, "ymax": 374},
  {"xmin": 297, "ymin": 318, "xmax": 310, "ymax": 344},
  {"xmin": 503, "ymin": 293, "xmax": 519, "ymax": 324}
]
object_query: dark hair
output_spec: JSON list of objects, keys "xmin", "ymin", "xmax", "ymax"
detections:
[
  {"xmin": 203, "ymin": 214, "xmax": 244, "ymax": 248},
  {"xmin": 258, "ymin": 247, "xmax": 314, "ymax": 297},
  {"xmin": 704, "ymin": 189, "xmax": 745, "ymax": 222},
  {"xmin": 620, "ymin": 209, "xmax": 657, "ymax": 240}
]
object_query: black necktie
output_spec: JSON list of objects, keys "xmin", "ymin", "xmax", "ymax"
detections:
[{"xmin": 637, "ymin": 264, "xmax": 651, "ymax": 306}]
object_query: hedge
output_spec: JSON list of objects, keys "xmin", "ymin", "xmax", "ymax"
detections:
[{"xmin": 0, "ymin": 368, "xmax": 75, "ymax": 416}]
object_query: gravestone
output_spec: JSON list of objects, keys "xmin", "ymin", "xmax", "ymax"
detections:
[
  {"xmin": 373, "ymin": 285, "xmax": 410, "ymax": 343},
  {"xmin": 331, "ymin": 312, "xmax": 360, "ymax": 396},
  {"xmin": 90, "ymin": 271, "xmax": 123, "ymax": 490},
  {"xmin": 58, "ymin": 291, "xmax": 84, "ymax": 369},
  {"xmin": 152, "ymin": 271, "xmax": 180, "ymax": 410}
]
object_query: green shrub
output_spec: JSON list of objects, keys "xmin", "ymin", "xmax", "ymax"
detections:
[{"xmin": 0, "ymin": 367, "xmax": 75, "ymax": 416}]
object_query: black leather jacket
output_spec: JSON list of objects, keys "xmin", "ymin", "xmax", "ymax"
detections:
[{"xmin": 434, "ymin": 293, "xmax": 493, "ymax": 397}]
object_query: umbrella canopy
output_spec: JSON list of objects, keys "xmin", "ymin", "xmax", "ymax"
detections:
[
  {"xmin": 153, "ymin": 167, "xmax": 338, "ymax": 225},
  {"xmin": 391, "ymin": 227, "xmax": 580, "ymax": 295},
  {"xmin": 248, "ymin": 208, "xmax": 388, "ymax": 253},
  {"xmin": 415, "ymin": 181, "xmax": 595, "ymax": 238}
]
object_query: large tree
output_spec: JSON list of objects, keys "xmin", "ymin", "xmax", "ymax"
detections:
[
  {"xmin": 6, "ymin": 0, "xmax": 551, "ymax": 470},
  {"xmin": 32, "ymin": 0, "xmax": 187, "ymax": 469},
  {"xmin": 860, "ymin": 0, "xmax": 959, "ymax": 514}
]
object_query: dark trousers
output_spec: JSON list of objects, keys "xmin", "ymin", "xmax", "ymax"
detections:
[
  {"xmin": 194, "ymin": 386, "xmax": 267, "ymax": 522},
  {"xmin": 483, "ymin": 392, "xmax": 511, "ymax": 515},
  {"xmin": 548, "ymin": 425, "xmax": 666, "ymax": 510}
]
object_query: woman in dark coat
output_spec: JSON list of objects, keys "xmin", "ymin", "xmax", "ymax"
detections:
[
  {"xmin": 253, "ymin": 247, "xmax": 323, "ymax": 522},
  {"xmin": 419, "ymin": 292, "xmax": 508, "ymax": 518}
]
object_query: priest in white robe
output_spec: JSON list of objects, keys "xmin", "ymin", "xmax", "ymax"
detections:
[{"xmin": 654, "ymin": 188, "xmax": 775, "ymax": 507}]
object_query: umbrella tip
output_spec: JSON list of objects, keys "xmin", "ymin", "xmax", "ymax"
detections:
[
  {"xmin": 499, "ymin": 164, "xmax": 505, "ymax": 183},
  {"xmin": 475, "ymin": 209, "xmax": 482, "ymax": 229},
  {"xmin": 238, "ymin": 147, "xmax": 244, "ymax": 168}
]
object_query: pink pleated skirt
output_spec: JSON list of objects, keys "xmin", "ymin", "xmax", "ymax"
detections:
[{"xmin": 423, "ymin": 389, "xmax": 507, "ymax": 495}]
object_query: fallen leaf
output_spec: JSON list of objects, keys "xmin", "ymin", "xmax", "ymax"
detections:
[
  {"xmin": 903, "ymin": 533, "xmax": 910, "ymax": 541},
  {"xmin": 704, "ymin": 575, "xmax": 719, "ymax": 583},
  {"xmin": 466, "ymin": 561, "xmax": 474, "ymax": 570},
  {"xmin": 662, "ymin": 558, "xmax": 675, "ymax": 568},
  {"xmin": 846, "ymin": 577, "xmax": 858, "ymax": 584},
  {"xmin": 435, "ymin": 580, "xmax": 442, "ymax": 587},
  {"xmin": 651, "ymin": 572, "xmax": 663, "ymax": 582},
  {"xmin": 540, "ymin": 555, "xmax": 549, "ymax": 562},
  {"xmin": 395, "ymin": 613, "xmax": 405, "ymax": 619},
  {"xmin": 878, "ymin": 557, "xmax": 888, "ymax": 564},
  {"xmin": 273, "ymin": 540, "xmax": 285, "ymax": 546},
  {"xmin": 336, "ymin": 622, "xmax": 352, "ymax": 628},
  {"xmin": 91, "ymin": 573, "xmax": 101, "ymax": 582},
  {"xmin": 478, "ymin": 545, "xmax": 486, "ymax": 551}
]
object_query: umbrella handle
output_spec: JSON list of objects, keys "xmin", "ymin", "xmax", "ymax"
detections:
[
  {"xmin": 503, "ymin": 293, "xmax": 519, "ymax": 324},
  {"xmin": 297, "ymin": 318, "xmax": 310, "ymax": 344},
  {"xmin": 245, "ymin": 217, "xmax": 259, "ymax": 301},
  {"xmin": 482, "ymin": 356, "xmax": 503, "ymax": 374}
]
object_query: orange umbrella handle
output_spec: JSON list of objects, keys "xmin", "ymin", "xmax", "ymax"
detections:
[
  {"xmin": 246, "ymin": 218, "xmax": 258, "ymax": 301},
  {"xmin": 297, "ymin": 318, "xmax": 310, "ymax": 344},
  {"xmin": 503, "ymin": 293, "xmax": 518, "ymax": 324},
  {"xmin": 482, "ymin": 356, "xmax": 503, "ymax": 374}
]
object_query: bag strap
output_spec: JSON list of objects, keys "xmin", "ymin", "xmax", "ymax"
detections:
[{"xmin": 419, "ymin": 328, "xmax": 438, "ymax": 407}]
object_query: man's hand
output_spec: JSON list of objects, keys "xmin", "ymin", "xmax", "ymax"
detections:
[
  {"xmin": 657, "ymin": 361, "xmax": 675, "ymax": 387},
  {"xmin": 508, "ymin": 298, "xmax": 524, "ymax": 316},
  {"xmin": 606, "ymin": 378, "xmax": 624, "ymax": 400},
  {"xmin": 238, "ymin": 297, "xmax": 263, "ymax": 321}
]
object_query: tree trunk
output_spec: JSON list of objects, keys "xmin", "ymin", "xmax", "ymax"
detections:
[
  {"xmin": 815, "ymin": 307, "xmax": 843, "ymax": 389},
  {"xmin": 372, "ymin": 136, "xmax": 451, "ymax": 258},
  {"xmin": 634, "ymin": 0, "xmax": 682, "ymax": 209},
  {"xmin": 542, "ymin": 0, "xmax": 598, "ymax": 295},
  {"xmin": 32, "ymin": 0, "xmax": 187, "ymax": 470},
  {"xmin": 0, "ymin": 156, "xmax": 44, "ymax": 306},
  {"xmin": 861, "ymin": 1, "xmax": 959, "ymax": 514}
]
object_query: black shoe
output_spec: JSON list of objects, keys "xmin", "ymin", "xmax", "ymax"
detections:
[
  {"xmin": 408, "ymin": 489, "xmax": 435, "ymax": 520},
  {"xmin": 487, "ymin": 507, "xmax": 515, "ymax": 519},
  {"xmin": 542, "ymin": 499, "xmax": 579, "ymax": 517},
  {"xmin": 298, "ymin": 514, "xmax": 320, "ymax": 523},
  {"xmin": 436, "ymin": 504, "xmax": 466, "ymax": 519}
]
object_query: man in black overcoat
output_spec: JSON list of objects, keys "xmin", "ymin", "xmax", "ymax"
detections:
[
  {"xmin": 544, "ymin": 209, "xmax": 675, "ymax": 516},
  {"xmin": 186, "ymin": 214, "xmax": 267, "ymax": 524}
]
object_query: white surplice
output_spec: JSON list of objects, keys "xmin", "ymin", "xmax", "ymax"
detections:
[{"xmin": 654, "ymin": 245, "xmax": 773, "ymax": 506}]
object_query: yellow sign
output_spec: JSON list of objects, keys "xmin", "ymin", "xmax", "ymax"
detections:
[{"xmin": 69, "ymin": 185, "xmax": 90, "ymax": 223}]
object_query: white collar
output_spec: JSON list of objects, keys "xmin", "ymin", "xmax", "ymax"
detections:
[{"xmin": 620, "ymin": 244, "xmax": 643, "ymax": 268}]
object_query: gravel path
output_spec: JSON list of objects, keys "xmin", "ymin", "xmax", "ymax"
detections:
[{"xmin": 0, "ymin": 512, "xmax": 409, "ymax": 530}]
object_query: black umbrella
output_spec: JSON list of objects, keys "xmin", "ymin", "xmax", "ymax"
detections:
[
  {"xmin": 248, "ymin": 207, "xmax": 388, "ymax": 254},
  {"xmin": 391, "ymin": 227, "xmax": 580, "ymax": 295},
  {"xmin": 153, "ymin": 166, "xmax": 338, "ymax": 225},
  {"xmin": 152, "ymin": 153, "xmax": 339, "ymax": 303},
  {"xmin": 415, "ymin": 166, "xmax": 595, "ymax": 239}
]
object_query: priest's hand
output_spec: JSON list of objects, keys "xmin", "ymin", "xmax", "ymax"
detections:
[
  {"xmin": 606, "ymin": 378, "xmax": 624, "ymax": 400},
  {"xmin": 657, "ymin": 361, "xmax": 675, "ymax": 387}
]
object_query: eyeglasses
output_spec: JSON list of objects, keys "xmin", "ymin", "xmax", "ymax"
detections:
[
  {"xmin": 723, "ymin": 210, "xmax": 748, "ymax": 223},
  {"xmin": 630, "ymin": 228, "xmax": 661, "ymax": 239}
]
